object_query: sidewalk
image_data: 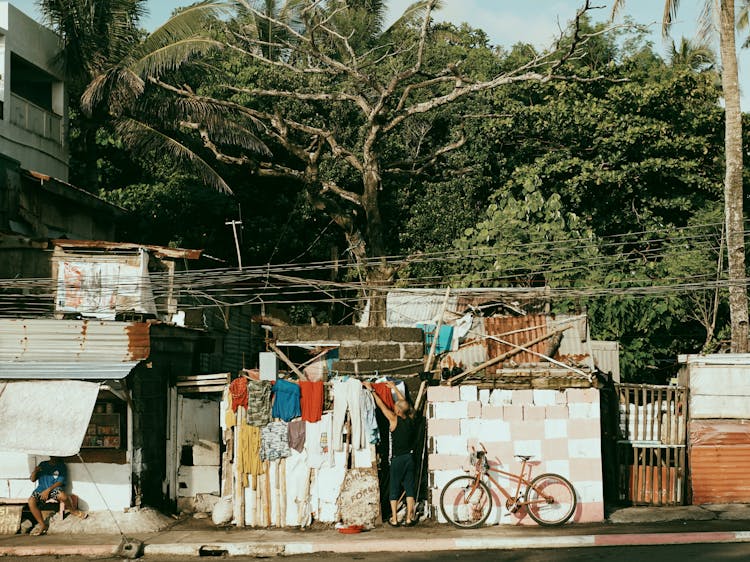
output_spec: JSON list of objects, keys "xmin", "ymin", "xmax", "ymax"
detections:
[{"xmin": 3, "ymin": 505, "xmax": 750, "ymax": 558}]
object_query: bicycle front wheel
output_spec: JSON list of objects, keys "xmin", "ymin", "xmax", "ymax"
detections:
[
  {"xmin": 439, "ymin": 475, "xmax": 493, "ymax": 529},
  {"xmin": 525, "ymin": 473, "xmax": 576, "ymax": 526}
]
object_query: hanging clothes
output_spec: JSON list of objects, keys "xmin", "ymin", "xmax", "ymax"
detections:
[
  {"xmin": 332, "ymin": 378, "xmax": 364, "ymax": 451},
  {"xmin": 246, "ymin": 379, "xmax": 272, "ymax": 427},
  {"xmin": 305, "ymin": 411, "xmax": 334, "ymax": 468},
  {"xmin": 261, "ymin": 420, "xmax": 291, "ymax": 461},
  {"xmin": 299, "ymin": 380, "xmax": 324, "ymax": 422},
  {"xmin": 272, "ymin": 378, "xmax": 302, "ymax": 422},
  {"xmin": 284, "ymin": 448, "xmax": 310, "ymax": 526},
  {"xmin": 236, "ymin": 418, "xmax": 263, "ymax": 487},
  {"xmin": 360, "ymin": 388, "xmax": 379, "ymax": 445},
  {"xmin": 371, "ymin": 383, "xmax": 395, "ymax": 410},
  {"xmin": 229, "ymin": 377, "xmax": 248, "ymax": 412},
  {"xmin": 288, "ymin": 419, "xmax": 306, "ymax": 453}
]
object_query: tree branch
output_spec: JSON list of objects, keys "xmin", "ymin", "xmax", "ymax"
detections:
[
  {"xmin": 320, "ymin": 180, "xmax": 363, "ymax": 207},
  {"xmin": 385, "ymin": 134, "xmax": 466, "ymax": 175},
  {"xmin": 223, "ymin": 84, "xmax": 371, "ymax": 114}
]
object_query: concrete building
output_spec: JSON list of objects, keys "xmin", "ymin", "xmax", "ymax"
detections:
[
  {"xmin": 0, "ymin": 2, "xmax": 68, "ymax": 182},
  {"xmin": 0, "ymin": 2, "xmax": 68, "ymax": 181}
]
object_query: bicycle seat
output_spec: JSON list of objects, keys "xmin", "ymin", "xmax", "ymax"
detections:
[{"xmin": 514, "ymin": 454, "xmax": 533, "ymax": 461}]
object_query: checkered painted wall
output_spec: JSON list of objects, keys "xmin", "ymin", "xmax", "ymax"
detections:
[{"xmin": 427, "ymin": 385, "xmax": 604, "ymax": 525}]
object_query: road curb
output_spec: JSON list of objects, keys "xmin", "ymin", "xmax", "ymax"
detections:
[
  {"xmin": 141, "ymin": 530, "xmax": 750, "ymax": 557},
  {"xmin": 3, "ymin": 530, "xmax": 750, "ymax": 557},
  {"xmin": 0, "ymin": 544, "xmax": 118, "ymax": 557}
]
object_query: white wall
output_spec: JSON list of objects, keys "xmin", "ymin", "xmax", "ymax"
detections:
[
  {"xmin": 0, "ymin": 453, "xmax": 131, "ymax": 511},
  {"xmin": 681, "ymin": 358, "xmax": 750, "ymax": 419}
]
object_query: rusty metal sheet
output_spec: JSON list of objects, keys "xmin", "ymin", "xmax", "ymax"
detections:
[
  {"xmin": 484, "ymin": 314, "xmax": 549, "ymax": 368},
  {"xmin": 0, "ymin": 318, "xmax": 150, "ymax": 363},
  {"xmin": 690, "ymin": 419, "xmax": 750, "ymax": 504},
  {"xmin": 691, "ymin": 445, "xmax": 750, "ymax": 504},
  {"xmin": 690, "ymin": 419, "xmax": 750, "ymax": 446},
  {"xmin": 52, "ymin": 239, "xmax": 202, "ymax": 260}
]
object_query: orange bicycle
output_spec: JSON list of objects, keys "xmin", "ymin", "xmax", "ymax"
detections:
[{"xmin": 439, "ymin": 444, "xmax": 576, "ymax": 528}]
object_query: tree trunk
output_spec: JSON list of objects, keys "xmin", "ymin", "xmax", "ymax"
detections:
[
  {"xmin": 361, "ymin": 158, "xmax": 393, "ymax": 327},
  {"xmin": 719, "ymin": 0, "xmax": 749, "ymax": 353}
]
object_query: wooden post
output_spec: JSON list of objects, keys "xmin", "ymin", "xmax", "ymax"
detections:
[
  {"xmin": 234, "ymin": 407, "xmax": 245, "ymax": 527},
  {"xmin": 268, "ymin": 341, "xmax": 307, "ymax": 380},
  {"xmin": 279, "ymin": 458, "xmax": 287, "ymax": 527},
  {"xmin": 415, "ymin": 287, "xmax": 450, "ymax": 410},
  {"xmin": 264, "ymin": 460, "xmax": 272, "ymax": 526}
]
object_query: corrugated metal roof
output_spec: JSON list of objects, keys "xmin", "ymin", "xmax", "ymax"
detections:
[
  {"xmin": 485, "ymin": 314, "xmax": 549, "ymax": 367},
  {"xmin": 357, "ymin": 287, "xmax": 549, "ymax": 327},
  {"xmin": 484, "ymin": 314, "xmax": 593, "ymax": 373},
  {"xmin": 0, "ymin": 361, "xmax": 139, "ymax": 379},
  {"xmin": 591, "ymin": 341, "xmax": 620, "ymax": 380},
  {"xmin": 440, "ymin": 341, "xmax": 488, "ymax": 370},
  {"xmin": 0, "ymin": 318, "xmax": 150, "ymax": 363}
]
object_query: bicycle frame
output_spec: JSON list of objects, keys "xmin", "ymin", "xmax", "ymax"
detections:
[{"xmin": 469, "ymin": 455, "xmax": 552, "ymax": 509}]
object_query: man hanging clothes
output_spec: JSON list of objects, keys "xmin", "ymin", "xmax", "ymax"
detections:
[{"xmin": 364, "ymin": 381, "xmax": 418, "ymax": 527}]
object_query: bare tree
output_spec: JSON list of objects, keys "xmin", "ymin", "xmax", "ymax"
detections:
[{"xmin": 88, "ymin": 0, "xmax": 605, "ymax": 326}]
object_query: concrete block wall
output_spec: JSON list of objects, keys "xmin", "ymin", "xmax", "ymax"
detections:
[
  {"xmin": 275, "ymin": 326, "xmax": 424, "ymax": 375},
  {"xmin": 427, "ymin": 385, "xmax": 604, "ymax": 525}
]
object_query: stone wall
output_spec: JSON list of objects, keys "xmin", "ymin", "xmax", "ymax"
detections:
[
  {"xmin": 275, "ymin": 326, "xmax": 424, "ymax": 375},
  {"xmin": 427, "ymin": 385, "xmax": 604, "ymax": 525}
]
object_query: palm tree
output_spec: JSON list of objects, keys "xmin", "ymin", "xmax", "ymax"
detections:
[
  {"xmin": 669, "ymin": 37, "xmax": 715, "ymax": 71},
  {"xmin": 39, "ymin": 0, "xmax": 148, "ymax": 187},
  {"xmin": 76, "ymin": 0, "xmax": 271, "ymax": 193},
  {"xmin": 614, "ymin": 0, "xmax": 749, "ymax": 353}
]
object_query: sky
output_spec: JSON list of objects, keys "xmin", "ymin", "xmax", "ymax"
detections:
[{"xmin": 11, "ymin": 0, "xmax": 749, "ymax": 107}]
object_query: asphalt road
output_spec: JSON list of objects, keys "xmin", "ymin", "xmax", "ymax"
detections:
[{"xmin": 12, "ymin": 544, "xmax": 750, "ymax": 561}]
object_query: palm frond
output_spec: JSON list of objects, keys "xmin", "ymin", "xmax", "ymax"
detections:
[
  {"xmin": 130, "ymin": 37, "xmax": 225, "ymax": 78},
  {"xmin": 128, "ymin": 0, "xmax": 230, "ymax": 68},
  {"xmin": 610, "ymin": 0, "xmax": 626, "ymax": 20},
  {"xmin": 116, "ymin": 117, "xmax": 233, "ymax": 194},
  {"xmin": 80, "ymin": 67, "xmax": 145, "ymax": 115},
  {"xmin": 385, "ymin": 0, "xmax": 443, "ymax": 33}
]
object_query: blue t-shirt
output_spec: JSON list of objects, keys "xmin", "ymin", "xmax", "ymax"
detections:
[{"xmin": 34, "ymin": 460, "xmax": 67, "ymax": 493}]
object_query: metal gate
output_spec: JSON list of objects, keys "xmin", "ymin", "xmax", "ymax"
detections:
[{"xmin": 615, "ymin": 383, "xmax": 688, "ymax": 506}]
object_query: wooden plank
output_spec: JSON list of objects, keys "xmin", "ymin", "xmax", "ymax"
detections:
[
  {"xmin": 656, "ymin": 445, "xmax": 662, "ymax": 506},
  {"xmin": 176, "ymin": 373, "xmax": 230, "ymax": 382},
  {"xmin": 656, "ymin": 387, "xmax": 663, "ymax": 445},
  {"xmin": 665, "ymin": 448, "xmax": 675, "ymax": 504},
  {"xmin": 268, "ymin": 342, "xmax": 307, "ymax": 381},
  {"xmin": 632, "ymin": 445, "xmax": 639, "ymax": 505},
  {"xmin": 634, "ymin": 387, "xmax": 640, "ymax": 443},
  {"xmin": 176, "ymin": 385, "xmax": 226, "ymax": 393},
  {"xmin": 666, "ymin": 388, "xmax": 673, "ymax": 446}
]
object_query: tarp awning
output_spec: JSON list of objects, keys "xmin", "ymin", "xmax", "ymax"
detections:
[
  {"xmin": 0, "ymin": 361, "xmax": 139, "ymax": 379},
  {"xmin": 0, "ymin": 380, "xmax": 100, "ymax": 456}
]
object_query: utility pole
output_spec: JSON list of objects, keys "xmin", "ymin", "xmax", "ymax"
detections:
[{"xmin": 225, "ymin": 220, "xmax": 243, "ymax": 270}]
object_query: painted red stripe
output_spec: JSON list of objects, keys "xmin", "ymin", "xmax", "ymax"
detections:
[{"xmin": 595, "ymin": 532, "xmax": 736, "ymax": 546}]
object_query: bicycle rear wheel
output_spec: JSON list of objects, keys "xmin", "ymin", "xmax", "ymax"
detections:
[
  {"xmin": 525, "ymin": 473, "xmax": 576, "ymax": 526},
  {"xmin": 439, "ymin": 475, "xmax": 493, "ymax": 529}
]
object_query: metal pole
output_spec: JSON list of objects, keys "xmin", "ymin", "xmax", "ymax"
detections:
[{"xmin": 225, "ymin": 220, "xmax": 243, "ymax": 270}]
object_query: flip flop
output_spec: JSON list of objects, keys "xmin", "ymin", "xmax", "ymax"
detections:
[
  {"xmin": 404, "ymin": 519, "xmax": 417, "ymax": 527},
  {"xmin": 387, "ymin": 518, "xmax": 400, "ymax": 527},
  {"xmin": 30, "ymin": 526, "xmax": 47, "ymax": 536}
]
